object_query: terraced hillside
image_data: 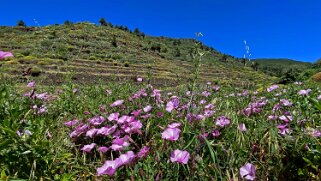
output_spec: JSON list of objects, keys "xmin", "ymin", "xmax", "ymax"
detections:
[
  {"xmin": 254, "ymin": 58, "xmax": 312, "ymax": 76},
  {"xmin": 0, "ymin": 22, "xmax": 273, "ymax": 86}
]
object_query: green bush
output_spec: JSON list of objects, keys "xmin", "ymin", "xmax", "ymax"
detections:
[
  {"xmin": 311, "ymin": 72, "xmax": 321, "ymax": 82},
  {"xmin": 30, "ymin": 66, "xmax": 41, "ymax": 76},
  {"xmin": 89, "ymin": 56, "xmax": 97, "ymax": 60}
]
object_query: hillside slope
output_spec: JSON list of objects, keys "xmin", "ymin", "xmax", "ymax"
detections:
[
  {"xmin": 0, "ymin": 22, "xmax": 273, "ymax": 86},
  {"xmin": 254, "ymin": 58, "xmax": 312, "ymax": 76}
]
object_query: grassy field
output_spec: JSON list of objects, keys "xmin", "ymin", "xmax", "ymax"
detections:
[{"xmin": 1, "ymin": 76, "xmax": 321, "ymax": 180}]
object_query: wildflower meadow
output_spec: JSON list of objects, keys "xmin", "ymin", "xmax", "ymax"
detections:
[{"xmin": 1, "ymin": 64, "xmax": 321, "ymax": 180}]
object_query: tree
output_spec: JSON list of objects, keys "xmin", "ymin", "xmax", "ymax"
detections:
[
  {"xmin": 111, "ymin": 35, "xmax": 117, "ymax": 47},
  {"xmin": 133, "ymin": 28, "xmax": 145, "ymax": 38},
  {"xmin": 240, "ymin": 58, "xmax": 247, "ymax": 66},
  {"xmin": 221, "ymin": 54, "xmax": 228, "ymax": 62},
  {"xmin": 99, "ymin": 18, "xmax": 108, "ymax": 26},
  {"xmin": 64, "ymin": 20, "xmax": 73, "ymax": 25},
  {"xmin": 17, "ymin": 20, "xmax": 26, "ymax": 27},
  {"xmin": 134, "ymin": 28, "xmax": 141, "ymax": 35},
  {"xmin": 173, "ymin": 40, "xmax": 181, "ymax": 46},
  {"xmin": 174, "ymin": 47, "xmax": 181, "ymax": 57},
  {"xmin": 251, "ymin": 61, "xmax": 259, "ymax": 71}
]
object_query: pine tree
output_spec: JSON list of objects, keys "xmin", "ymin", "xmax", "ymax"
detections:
[
  {"xmin": 17, "ymin": 20, "xmax": 26, "ymax": 27},
  {"xmin": 99, "ymin": 18, "xmax": 108, "ymax": 26}
]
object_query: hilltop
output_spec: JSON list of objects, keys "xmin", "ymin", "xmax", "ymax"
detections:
[{"xmin": 0, "ymin": 22, "xmax": 273, "ymax": 87}]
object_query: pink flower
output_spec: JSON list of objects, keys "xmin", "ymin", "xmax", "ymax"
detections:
[
  {"xmin": 36, "ymin": 105, "xmax": 48, "ymax": 114},
  {"xmin": 196, "ymin": 114, "xmax": 205, "ymax": 121},
  {"xmin": 86, "ymin": 128, "xmax": 99, "ymax": 138},
  {"xmin": 200, "ymin": 99, "xmax": 206, "ymax": 105},
  {"xmin": 117, "ymin": 115, "xmax": 134, "ymax": 124},
  {"xmin": 137, "ymin": 146, "xmax": 150, "ymax": 158},
  {"xmin": 137, "ymin": 77, "xmax": 143, "ymax": 82},
  {"xmin": 131, "ymin": 109, "xmax": 142, "ymax": 117},
  {"xmin": 280, "ymin": 99, "xmax": 292, "ymax": 106},
  {"xmin": 279, "ymin": 115, "xmax": 293, "ymax": 123},
  {"xmin": 168, "ymin": 122, "xmax": 181, "ymax": 128},
  {"xmin": 240, "ymin": 163, "xmax": 256, "ymax": 181},
  {"xmin": 313, "ymin": 130, "xmax": 321, "ymax": 138},
  {"xmin": 81, "ymin": 143, "xmax": 96, "ymax": 152},
  {"xmin": 305, "ymin": 128, "xmax": 321, "ymax": 138},
  {"xmin": 98, "ymin": 146, "xmax": 110, "ymax": 153},
  {"xmin": 27, "ymin": 81, "xmax": 36, "ymax": 88},
  {"xmin": 140, "ymin": 114, "xmax": 151, "ymax": 119},
  {"xmin": 156, "ymin": 111, "xmax": 164, "ymax": 117},
  {"xmin": 35, "ymin": 92, "xmax": 50, "ymax": 101},
  {"xmin": 204, "ymin": 109, "xmax": 215, "ymax": 117},
  {"xmin": 170, "ymin": 149, "xmax": 190, "ymax": 164},
  {"xmin": 69, "ymin": 124, "xmax": 89, "ymax": 138},
  {"xmin": 111, "ymin": 100, "xmax": 124, "ymax": 107},
  {"xmin": 64, "ymin": 119, "xmax": 78, "ymax": 127},
  {"xmin": 166, "ymin": 101, "xmax": 175, "ymax": 112},
  {"xmin": 89, "ymin": 116, "xmax": 106, "ymax": 125},
  {"xmin": 151, "ymin": 89, "xmax": 161, "ymax": 97},
  {"xmin": 239, "ymin": 123, "xmax": 247, "ymax": 132},
  {"xmin": 202, "ymin": 91, "xmax": 211, "ymax": 97},
  {"xmin": 110, "ymin": 137, "xmax": 130, "ymax": 151},
  {"xmin": 215, "ymin": 116, "xmax": 230, "ymax": 127},
  {"xmin": 161, "ymin": 127, "xmax": 181, "ymax": 141},
  {"xmin": 97, "ymin": 125, "xmax": 117, "ymax": 136},
  {"xmin": 108, "ymin": 113, "xmax": 120, "ymax": 121},
  {"xmin": 212, "ymin": 85, "xmax": 220, "ymax": 91},
  {"xmin": 212, "ymin": 130, "xmax": 221, "ymax": 137},
  {"xmin": 124, "ymin": 120, "xmax": 143, "ymax": 134},
  {"xmin": 298, "ymin": 89, "xmax": 312, "ymax": 96},
  {"xmin": 267, "ymin": 85, "xmax": 279, "ymax": 92},
  {"xmin": 205, "ymin": 103, "xmax": 214, "ymax": 109},
  {"xmin": 143, "ymin": 105, "xmax": 152, "ymax": 113},
  {"xmin": 166, "ymin": 98, "xmax": 179, "ymax": 112},
  {"xmin": 118, "ymin": 151, "xmax": 135, "ymax": 165},
  {"xmin": 267, "ymin": 115, "xmax": 277, "ymax": 121},
  {"xmin": 97, "ymin": 159, "xmax": 122, "ymax": 176},
  {"xmin": 0, "ymin": 50, "xmax": 13, "ymax": 59},
  {"xmin": 277, "ymin": 124, "xmax": 291, "ymax": 135}
]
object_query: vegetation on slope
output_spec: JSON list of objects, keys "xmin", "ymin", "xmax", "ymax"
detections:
[
  {"xmin": 0, "ymin": 21, "xmax": 273, "ymax": 87},
  {"xmin": 254, "ymin": 58, "xmax": 312, "ymax": 76}
]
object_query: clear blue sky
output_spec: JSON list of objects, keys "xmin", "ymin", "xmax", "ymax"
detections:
[{"xmin": 1, "ymin": 0, "xmax": 320, "ymax": 62}]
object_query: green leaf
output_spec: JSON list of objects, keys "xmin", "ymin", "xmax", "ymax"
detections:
[
  {"xmin": 201, "ymin": 135, "xmax": 216, "ymax": 164},
  {"xmin": 309, "ymin": 98, "xmax": 321, "ymax": 112},
  {"xmin": 183, "ymin": 134, "xmax": 196, "ymax": 150}
]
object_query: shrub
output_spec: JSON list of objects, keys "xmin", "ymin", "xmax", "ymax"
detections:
[
  {"xmin": 311, "ymin": 72, "xmax": 321, "ymax": 82},
  {"xmin": 124, "ymin": 61, "xmax": 130, "ymax": 67},
  {"xmin": 89, "ymin": 56, "xmax": 97, "ymax": 60},
  {"xmin": 64, "ymin": 20, "xmax": 73, "ymax": 25},
  {"xmin": 21, "ymin": 50, "xmax": 31, "ymax": 56},
  {"xmin": 111, "ymin": 35, "xmax": 117, "ymax": 47},
  {"xmin": 99, "ymin": 18, "xmax": 108, "ymax": 26},
  {"xmin": 17, "ymin": 20, "xmax": 26, "ymax": 27},
  {"xmin": 30, "ymin": 66, "xmax": 41, "ymax": 76}
]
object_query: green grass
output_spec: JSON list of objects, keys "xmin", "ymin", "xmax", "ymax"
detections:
[{"xmin": 1, "ymin": 76, "xmax": 321, "ymax": 180}]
